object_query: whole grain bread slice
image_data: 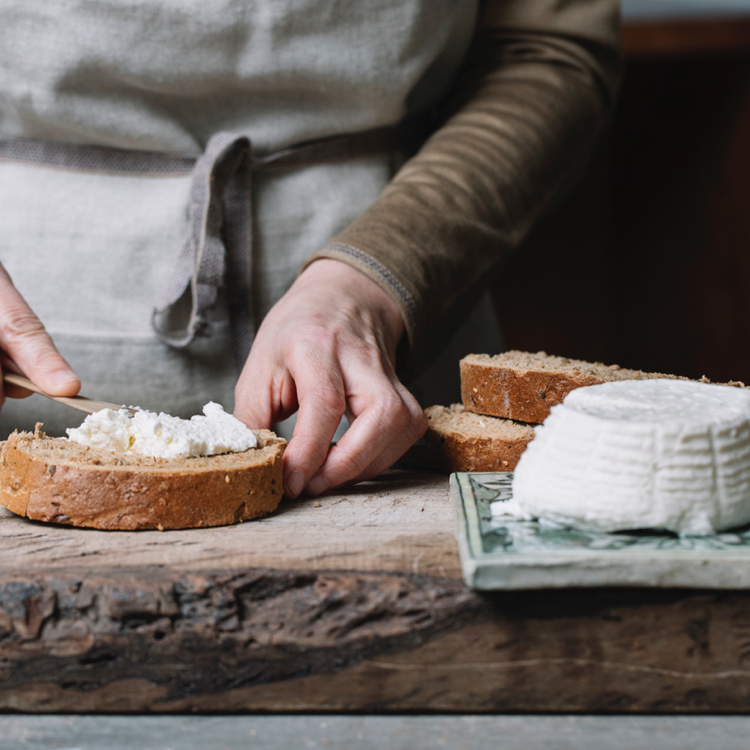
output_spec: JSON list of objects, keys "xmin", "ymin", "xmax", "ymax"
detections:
[
  {"xmin": 0, "ymin": 425, "xmax": 286, "ymax": 530},
  {"xmin": 424, "ymin": 404, "xmax": 535, "ymax": 473},
  {"xmin": 460, "ymin": 350, "xmax": 693, "ymax": 424}
]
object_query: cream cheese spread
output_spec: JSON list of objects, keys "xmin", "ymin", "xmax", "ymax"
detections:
[
  {"xmin": 67, "ymin": 402, "xmax": 257, "ymax": 459},
  {"xmin": 499, "ymin": 379, "xmax": 750, "ymax": 536}
]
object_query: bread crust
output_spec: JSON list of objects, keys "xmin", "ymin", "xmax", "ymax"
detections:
[
  {"xmin": 460, "ymin": 351, "xmax": 681, "ymax": 424},
  {"xmin": 424, "ymin": 404, "xmax": 534, "ymax": 473},
  {"xmin": 0, "ymin": 429, "xmax": 286, "ymax": 530}
]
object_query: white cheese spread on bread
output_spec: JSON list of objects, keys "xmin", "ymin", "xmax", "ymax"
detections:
[
  {"xmin": 67, "ymin": 402, "xmax": 257, "ymax": 459},
  {"xmin": 501, "ymin": 379, "xmax": 750, "ymax": 536}
]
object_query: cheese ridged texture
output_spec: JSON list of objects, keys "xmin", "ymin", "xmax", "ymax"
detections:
[{"xmin": 509, "ymin": 379, "xmax": 750, "ymax": 535}]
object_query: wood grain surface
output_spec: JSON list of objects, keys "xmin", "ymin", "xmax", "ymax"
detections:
[
  {"xmin": 0, "ymin": 471, "xmax": 458, "ymax": 578},
  {"xmin": 2, "ymin": 470, "xmax": 750, "ymax": 713}
]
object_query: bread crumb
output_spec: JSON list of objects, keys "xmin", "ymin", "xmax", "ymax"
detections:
[
  {"xmin": 157, "ymin": 523, "xmax": 165, "ymax": 531},
  {"xmin": 314, "ymin": 501, "xmax": 322, "ymax": 508}
]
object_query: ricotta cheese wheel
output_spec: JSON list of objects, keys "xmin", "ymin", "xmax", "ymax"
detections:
[{"xmin": 510, "ymin": 379, "xmax": 750, "ymax": 536}]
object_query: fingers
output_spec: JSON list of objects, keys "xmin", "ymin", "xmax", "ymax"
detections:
[
  {"xmin": 234, "ymin": 359, "xmax": 293, "ymax": 430},
  {"xmin": 305, "ymin": 371, "xmax": 427, "ymax": 496},
  {"xmin": 338, "ymin": 383, "xmax": 427, "ymax": 487},
  {"xmin": 240, "ymin": 350, "xmax": 425, "ymax": 499},
  {"xmin": 281, "ymin": 339, "xmax": 347, "ymax": 498},
  {"xmin": 233, "ymin": 316, "xmax": 304, "ymax": 430},
  {"xmin": 0, "ymin": 265, "xmax": 80, "ymax": 399},
  {"xmin": 232, "ymin": 258, "xmax": 421, "ymax": 498},
  {"xmin": 283, "ymin": 333, "xmax": 426, "ymax": 497}
]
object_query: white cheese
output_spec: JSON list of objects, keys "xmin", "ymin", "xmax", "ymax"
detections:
[
  {"xmin": 67, "ymin": 401, "xmax": 257, "ymax": 459},
  {"xmin": 502, "ymin": 379, "xmax": 750, "ymax": 536}
]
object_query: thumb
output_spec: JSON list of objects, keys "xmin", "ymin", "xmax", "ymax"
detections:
[
  {"xmin": 234, "ymin": 356, "xmax": 298, "ymax": 431},
  {"xmin": 0, "ymin": 265, "xmax": 80, "ymax": 397}
]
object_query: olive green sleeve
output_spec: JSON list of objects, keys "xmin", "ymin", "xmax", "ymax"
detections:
[{"xmin": 303, "ymin": 0, "xmax": 622, "ymax": 371}]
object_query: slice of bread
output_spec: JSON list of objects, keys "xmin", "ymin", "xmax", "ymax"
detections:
[
  {"xmin": 424, "ymin": 404, "xmax": 535, "ymax": 473},
  {"xmin": 460, "ymin": 350, "xmax": 688, "ymax": 424},
  {"xmin": 0, "ymin": 425, "xmax": 286, "ymax": 530}
]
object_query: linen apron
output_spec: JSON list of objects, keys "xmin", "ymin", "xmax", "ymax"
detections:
[{"xmin": 0, "ymin": 0, "xmax": 496, "ymax": 439}]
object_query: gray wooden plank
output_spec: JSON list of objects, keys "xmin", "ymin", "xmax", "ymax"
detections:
[{"xmin": 1, "ymin": 715, "xmax": 750, "ymax": 750}]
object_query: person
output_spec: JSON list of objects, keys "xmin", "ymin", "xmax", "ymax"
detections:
[{"xmin": 0, "ymin": 0, "xmax": 621, "ymax": 498}]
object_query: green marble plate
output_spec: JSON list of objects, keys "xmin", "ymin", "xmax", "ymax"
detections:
[{"xmin": 450, "ymin": 472, "xmax": 750, "ymax": 590}]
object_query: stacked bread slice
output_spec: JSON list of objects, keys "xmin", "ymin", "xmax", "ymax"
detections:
[
  {"xmin": 424, "ymin": 350, "xmax": 685, "ymax": 474},
  {"xmin": 424, "ymin": 403, "xmax": 535, "ymax": 474}
]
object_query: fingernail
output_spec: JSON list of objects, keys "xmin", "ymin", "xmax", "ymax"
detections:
[
  {"xmin": 286, "ymin": 471, "xmax": 306, "ymax": 498},
  {"xmin": 50, "ymin": 369, "xmax": 79, "ymax": 387},
  {"xmin": 307, "ymin": 475, "xmax": 329, "ymax": 497}
]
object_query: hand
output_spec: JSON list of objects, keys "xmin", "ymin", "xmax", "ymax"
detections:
[
  {"xmin": 0, "ymin": 263, "xmax": 80, "ymax": 406},
  {"xmin": 234, "ymin": 258, "xmax": 427, "ymax": 498}
]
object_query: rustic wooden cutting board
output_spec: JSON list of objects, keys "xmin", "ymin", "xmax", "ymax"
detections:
[{"xmin": 0, "ymin": 469, "xmax": 749, "ymax": 713}]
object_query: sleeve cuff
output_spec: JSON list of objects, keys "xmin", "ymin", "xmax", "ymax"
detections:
[{"xmin": 301, "ymin": 242, "xmax": 420, "ymax": 352}]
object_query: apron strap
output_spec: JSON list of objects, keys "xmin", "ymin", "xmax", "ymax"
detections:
[{"xmin": 152, "ymin": 133, "xmax": 254, "ymax": 370}]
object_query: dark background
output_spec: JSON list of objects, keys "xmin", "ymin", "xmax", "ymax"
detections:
[{"xmin": 493, "ymin": 9, "xmax": 750, "ymax": 383}]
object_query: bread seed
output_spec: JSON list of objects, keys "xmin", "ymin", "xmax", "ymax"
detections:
[{"xmin": 225, "ymin": 475, "xmax": 230, "ymax": 483}]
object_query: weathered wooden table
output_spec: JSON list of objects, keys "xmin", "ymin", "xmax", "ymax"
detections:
[{"xmin": 0, "ymin": 469, "xmax": 748, "ymax": 713}]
